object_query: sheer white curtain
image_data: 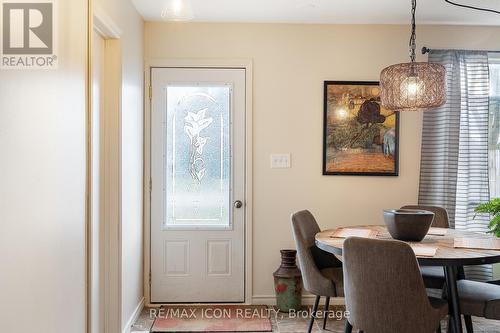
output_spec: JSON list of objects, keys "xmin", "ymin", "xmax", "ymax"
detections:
[
  {"xmin": 489, "ymin": 56, "xmax": 500, "ymax": 199},
  {"xmin": 419, "ymin": 50, "xmax": 492, "ymax": 281}
]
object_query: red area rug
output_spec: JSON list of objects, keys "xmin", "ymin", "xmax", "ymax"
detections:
[{"xmin": 151, "ymin": 305, "xmax": 272, "ymax": 332}]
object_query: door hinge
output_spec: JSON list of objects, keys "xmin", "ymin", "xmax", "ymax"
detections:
[
  {"xmin": 149, "ymin": 271, "xmax": 152, "ymax": 285},
  {"xmin": 149, "ymin": 178, "xmax": 152, "ymax": 193},
  {"xmin": 149, "ymin": 86, "xmax": 152, "ymax": 100}
]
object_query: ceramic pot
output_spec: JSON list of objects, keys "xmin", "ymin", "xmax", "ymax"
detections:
[
  {"xmin": 383, "ymin": 209, "xmax": 435, "ymax": 242},
  {"xmin": 273, "ymin": 249, "xmax": 302, "ymax": 312}
]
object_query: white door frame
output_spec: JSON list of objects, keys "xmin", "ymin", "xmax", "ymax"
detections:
[
  {"xmin": 88, "ymin": 5, "xmax": 123, "ymax": 333},
  {"xmin": 144, "ymin": 59, "xmax": 253, "ymax": 306}
]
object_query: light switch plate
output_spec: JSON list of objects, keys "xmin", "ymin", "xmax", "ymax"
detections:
[{"xmin": 270, "ymin": 153, "xmax": 291, "ymax": 168}]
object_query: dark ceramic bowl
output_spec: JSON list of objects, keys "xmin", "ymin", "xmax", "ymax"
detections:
[{"xmin": 383, "ymin": 209, "xmax": 435, "ymax": 242}]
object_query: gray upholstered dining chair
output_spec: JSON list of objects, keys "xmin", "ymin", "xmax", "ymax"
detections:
[
  {"xmin": 343, "ymin": 237, "xmax": 448, "ymax": 333},
  {"xmin": 401, "ymin": 205, "xmax": 478, "ymax": 331},
  {"xmin": 401, "ymin": 205, "xmax": 450, "ymax": 290},
  {"xmin": 291, "ymin": 210, "xmax": 344, "ymax": 333},
  {"xmin": 457, "ymin": 280, "xmax": 500, "ymax": 333},
  {"xmin": 401, "ymin": 205, "xmax": 450, "ymax": 229}
]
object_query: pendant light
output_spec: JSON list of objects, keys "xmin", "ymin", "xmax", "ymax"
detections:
[{"xmin": 380, "ymin": 0, "xmax": 446, "ymax": 111}]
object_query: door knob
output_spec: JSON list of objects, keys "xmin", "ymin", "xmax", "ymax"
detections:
[{"xmin": 234, "ymin": 200, "xmax": 243, "ymax": 208}]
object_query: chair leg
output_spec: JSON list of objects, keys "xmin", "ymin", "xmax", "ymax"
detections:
[
  {"xmin": 344, "ymin": 320, "xmax": 353, "ymax": 333},
  {"xmin": 323, "ymin": 296, "xmax": 330, "ymax": 329},
  {"xmin": 308, "ymin": 295, "xmax": 320, "ymax": 333},
  {"xmin": 464, "ymin": 315, "xmax": 474, "ymax": 333},
  {"xmin": 447, "ymin": 317, "xmax": 452, "ymax": 333}
]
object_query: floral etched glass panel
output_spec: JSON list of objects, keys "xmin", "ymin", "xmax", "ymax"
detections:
[{"xmin": 165, "ymin": 86, "xmax": 231, "ymax": 227}]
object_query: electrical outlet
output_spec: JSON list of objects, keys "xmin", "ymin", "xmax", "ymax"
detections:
[{"xmin": 270, "ymin": 153, "xmax": 291, "ymax": 169}]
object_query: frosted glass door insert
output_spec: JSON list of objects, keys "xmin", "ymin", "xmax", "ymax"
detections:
[{"xmin": 164, "ymin": 86, "xmax": 231, "ymax": 228}]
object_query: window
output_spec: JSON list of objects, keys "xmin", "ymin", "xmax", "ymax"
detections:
[{"xmin": 489, "ymin": 55, "xmax": 500, "ymax": 198}]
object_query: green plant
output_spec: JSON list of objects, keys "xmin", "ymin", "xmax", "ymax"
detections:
[{"xmin": 474, "ymin": 198, "xmax": 500, "ymax": 237}]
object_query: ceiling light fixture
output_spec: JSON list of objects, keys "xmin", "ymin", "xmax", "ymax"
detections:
[
  {"xmin": 380, "ymin": 0, "xmax": 446, "ymax": 112},
  {"xmin": 161, "ymin": 0, "xmax": 194, "ymax": 21}
]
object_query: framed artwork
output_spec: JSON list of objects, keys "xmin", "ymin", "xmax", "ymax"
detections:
[{"xmin": 323, "ymin": 81, "xmax": 399, "ymax": 176}]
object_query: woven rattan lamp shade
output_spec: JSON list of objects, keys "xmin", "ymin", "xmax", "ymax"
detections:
[{"xmin": 380, "ymin": 62, "xmax": 446, "ymax": 111}]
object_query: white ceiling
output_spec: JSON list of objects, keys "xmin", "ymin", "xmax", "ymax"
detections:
[{"xmin": 132, "ymin": 0, "xmax": 500, "ymax": 25}]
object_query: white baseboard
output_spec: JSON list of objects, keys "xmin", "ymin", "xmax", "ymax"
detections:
[
  {"xmin": 123, "ymin": 297, "xmax": 145, "ymax": 333},
  {"xmin": 251, "ymin": 294, "xmax": 345, "ymax": 306}
]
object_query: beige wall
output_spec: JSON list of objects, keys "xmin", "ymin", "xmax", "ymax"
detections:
[
  {"xmin": 94, "ymin": 0, "xmax": 145, "ymax": 329},
  {"xmin": 0, "ymin": 1, "xmax": 87, "ymax": 331},
  {"xmin": 145, "ymin": 23, "xmax": 500, "ymax": 299}
]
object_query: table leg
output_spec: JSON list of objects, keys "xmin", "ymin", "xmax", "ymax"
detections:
[{"xmin": 445, "ymin": 266, "xmax": 463, "ymax": 333}]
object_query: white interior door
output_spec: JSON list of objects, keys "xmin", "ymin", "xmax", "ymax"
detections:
[{"xmin": 151, "ymin": 68, "xmax": 246, "ymax": 303}]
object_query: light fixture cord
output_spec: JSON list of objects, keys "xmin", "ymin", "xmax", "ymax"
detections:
[
  {"xmin": 444, "ymin": 0, "xmax": 500, "ymax": 15},
  {"xmin": 409, "ymin": 0, "xmax": 417, "ymax": 62}
]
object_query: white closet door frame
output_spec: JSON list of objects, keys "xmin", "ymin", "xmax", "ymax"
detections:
[
  {"xmin": 88, "ymin": 6, "xmax": 123, "ymax": 333},
  {"xmin": 143, "ymin": 59, "xmax": 253, "ymax": 306}
]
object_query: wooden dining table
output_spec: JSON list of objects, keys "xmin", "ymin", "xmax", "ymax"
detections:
[{"xmin": 315, "ymin": 225, "xmax": 500, "ymax": 333}]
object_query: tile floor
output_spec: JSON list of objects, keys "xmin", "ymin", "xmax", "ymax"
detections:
[{"xmin": 131, "ymin": 306, "xmax": 500, "ymax": 333}]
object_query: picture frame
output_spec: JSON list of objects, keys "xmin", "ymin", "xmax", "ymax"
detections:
[{"xmin": 323, "ymin": 81, "xmax": 399, "ymax": 176}]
